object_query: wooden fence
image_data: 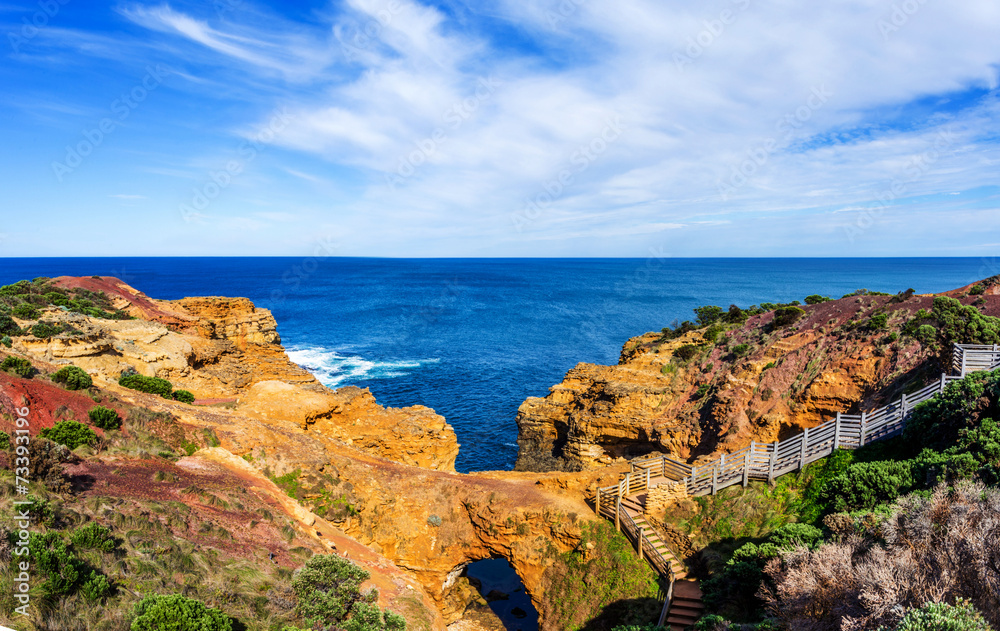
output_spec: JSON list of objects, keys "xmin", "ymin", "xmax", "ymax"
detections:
[{"xmin": 592, "ymin": 344, "xmax": 1000, "ymax": 617}]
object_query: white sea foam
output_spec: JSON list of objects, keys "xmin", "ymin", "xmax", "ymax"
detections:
[{"xmin": 286, "ymin": 346, "xmax": 439, "ymax": 388}]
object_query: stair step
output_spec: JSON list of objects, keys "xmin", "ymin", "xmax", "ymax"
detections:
[
  {"xmin": 670, "ymin": 604, "xmax": 704, "ymax": 616},
  {"xmin": 667, "ymin": 615, "xmax": 699, "ymax": 626}
]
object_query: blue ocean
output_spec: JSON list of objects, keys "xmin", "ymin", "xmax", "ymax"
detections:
[{"xmin": 1, "ymin": 257, "xmax": 994, "ymax": 472}]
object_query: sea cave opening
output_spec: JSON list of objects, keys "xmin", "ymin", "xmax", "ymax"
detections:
[{"xmin": 464, "ymin": 558, "xmax": 539, "ymax": 631}]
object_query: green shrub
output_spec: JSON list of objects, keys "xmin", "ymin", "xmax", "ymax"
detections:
[
  {"xmin": 704, "ymin": 324, "xmax": 725, "ymax": 342},
  {"xmin": 0, "ymin": 314, "xmax": 17, "ymax": 335},
  {"xmin": 695, "ymin": 305, "xmax": 725, "ymax": 327},
  {"xmin": 773, "ymin": 306, "xmax": 806, "ymax": 328},
  {"xmin": 131, "ymin": 594, "xmax": 232, "ymax": 631},
  {"xmin": 1, "ymin": 335, "xmax": 10, "ymax": 347},
  {"xmin": 31, "ymin": 321, "xmax": 62, "ymax": 338},
  {"xmin": 804, "ymin": 295, "xmax": 831, "ymax": 305},
  {"xmin": 0, "ymin": 431, "xmax": 9, "ymax": 449},
  {"xmin": 868, "ymin": 313, "xmax": 889, "ymax": 330},
  {"xmin": 52, "ymin": 365, "xmax": 93, "ymax": 390},
  {"xmin": 88, "ymin": 406, "xmax": 122, "ymax": 430},
  {"xmin": 969, "ymin": 284, "xmax": 986, "ymax": 296},
  {"xmin": 891, "ymin": 599, "xmax": 992, "ymax": 631},
  {"xmin": 703, "ymin": 523, "xmax": 823, "ymax": 621},
  {"xmin": 725, "ymin": 304, "xmax": 748, "ymax": 324},
  {"xmin": 732, "ymin": 343, "xmax": 751, "ymax": 357},
  {"xmin": 904, "ymin": 371, "xmax": 1000, "ymax": 453},
  {"xmin": 693, "ymin": 616, "xmax": 728, "ymax": 631},
  {"xmin": 341, "ymin": 602, "xmax": 407, "ymax": 631},
  {"xmin": 119, "ymin": 372, "xmax": 174, "ymax": 398},
  {"xmin": 817, "ymin": 460, "xmax": 916, "ymax": 513},
  {"xmin": 675, "ymin": 344, "xmax": 702, "ymax": 361},
  {"xmin": 931, "ymin": 296, "xmax": 1000, "ymax": 345},
  {"xmin": 693, "ymin": 384, "xmax": 710, "ymax": 400},
  {"xmin": 29, "ymin": 532, "xmax": 86, "ymax": 598},
  {"xmin": 916, "ymin": 324, "xmax": 937, "ymax": 344},
  {"xmin": 292, "ymin": 554, "xmax": 375, "ymax": 627},
  {"xmin": 172, "ymin": 389, "xmax": 195, "ymax": 404},
  {"xmin": 12, "ymin": 303, "xmax": 40, "ymax": 320},
  {"xmin": 40, "ymin": 420, "xmax": 98, "ymax": 449},
  {"xmin": 1, "ymin": 355, "xmax": 35, "ymax": 378},
  {"xmin": 81, "ymin": 571, "xmax": 111, "ymax": 601},
  {"xmin": 71, "ymin": 522, "xmax": 118, "ymax": 552}
]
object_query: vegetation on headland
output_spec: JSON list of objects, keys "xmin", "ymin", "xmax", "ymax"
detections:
[
  {"xmin": 0, "ymin": 395, "xmax": 408, "ymax": 631},
  {"xmin": 0, "ymin": 277, "xmax": 132, "ymax": 325}
]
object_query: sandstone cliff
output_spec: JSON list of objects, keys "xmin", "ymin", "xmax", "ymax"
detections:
[
  {"xmin": 10, "ymin": 277, "xmax": 459, "ymax": 472},
  {"xmin": 1, "ymin": 276, "xmax": 628, "ymax": 630},
  {"xmin": 515, "ymin": 282, "xmax": 1000, "ymax": 471}
]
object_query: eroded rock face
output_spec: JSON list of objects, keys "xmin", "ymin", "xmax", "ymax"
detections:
[
  {"xmin": 12, "ymin": 278, "xmax": 459, "ymax": 472},
  {"xmin": 105, "ymin": 384, "xmax": 609, "ymax": 630},
  {"xmin": 515, "ymin": 291, "xmax": 1000, "ymax": 471},
  {"xmin": 239, "ymin": 381, "xmax": 459, "ymax": 471}
]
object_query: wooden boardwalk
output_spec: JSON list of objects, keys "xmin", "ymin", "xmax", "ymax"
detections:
[{"xmin": 592, "ymin": 343, "xmax": 1000, "ymax": 628}]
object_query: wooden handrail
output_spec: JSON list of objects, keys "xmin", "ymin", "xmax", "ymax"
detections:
[{"xmin": 598, "ymin": 345, "xmax": 1000, "ymax": 500}]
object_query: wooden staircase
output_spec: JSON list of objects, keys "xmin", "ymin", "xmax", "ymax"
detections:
[
  {"xmin": 620, "ymin": 496, "xmax": 687, "ymax": 579},
  {"xmin": 666, "ymin": 580, "xmax": 704, "ymax": 629},
  {"xmin": 593, "ymin": 344, "xmax": 1000, "ymax": 630}
]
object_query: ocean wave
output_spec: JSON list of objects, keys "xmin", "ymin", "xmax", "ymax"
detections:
[{"xmin": 287, "ymin": 346, "xmax": 439, "ymax": 388}]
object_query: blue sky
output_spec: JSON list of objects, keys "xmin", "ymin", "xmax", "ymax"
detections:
[{"xmin": 1, "ymin": 0, "xmax": 998, "ymax": 257}]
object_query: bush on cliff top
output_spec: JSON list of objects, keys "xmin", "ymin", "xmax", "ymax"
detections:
[
  {"xmin": 40, "ymin": 420, "xmax": 98, "ymax": 449},
  {"xmin": 88, "ymin": 406, "xmax": 122, "ymax": 430},
  {"xmin": 119, "ymin": 372, "xmax": 174, "ymax": 398},
  {"xmin": 172, "ymin": 389, "xmax": 196, "ymax": 404},
  {"xmin": 292, "ymin": 554, "xmax": 405, "ymax": 630},
  {"xmin": 131, "ymin": 594, "xmax": 233, "ymax": 631},
  {"xmin": 2, "ymin": 355, "xmax": 35, "ymax": 378},
  {"xmin": 52, "ymin": 365, "xmax": 92, "ymax": 390}
]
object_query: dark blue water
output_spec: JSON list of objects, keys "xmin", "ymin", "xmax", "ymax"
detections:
[{"xmin": 1, "ymin": 257, "xmax": 994, "ymax": 472}]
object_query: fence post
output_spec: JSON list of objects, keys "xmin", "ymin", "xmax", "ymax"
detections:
[
  {"xmin": 859, "ymin": 412, "xmax": 867, "ymax": 447},
  {"xmin": 900, "ymin": 393, "xmax": 908, "ymax": 421},
  {"xmin": 711, "ymin": 466, "xmax": 718, "ymax": 495},
  {"xmin": 595, "ymin": 489, "xmax": 601, "ymax": 516},
  {"xmin": 743, "ymin": 442, "xmax": 752, "ymax": 487},
  {"xmin": 768, "ymin": 441, "xmax": 777, "ymax": 484},
  {"xmin": 961, "ymin": 348, "xmax": 967, "ymax": 377},
  {"xmin": 625, "ymin": 473, "xmax": 631, "ymax": 497},
  {"xmin": 638, "ymin": 527, "xmax": 644, "ymax": 559},
  {"xmin": 646, "ymin": 467, "xmax": 651, "ymax": 490},
  {"xmin": 799, "ymin": 428, "xmax": 809, "ymax": 470},
  {"xmin": 940, "ymin": 373, "xmax": 947, "ymax": 394},
  {"xmin": 833, "ymin": 413, "xmax": 841, "ymax": 451},
  {"xmin": 662, "ymin": 456, "xmax": 667, "ymax": 479},
  {"xmin": 616, "ymin": 481, "xmax": 623, "ymax": 532}
]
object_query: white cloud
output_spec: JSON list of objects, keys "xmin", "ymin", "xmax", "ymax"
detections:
[{"xmin": 102, "ymin": 0, "xmax": 1000, "ymax": 254}]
